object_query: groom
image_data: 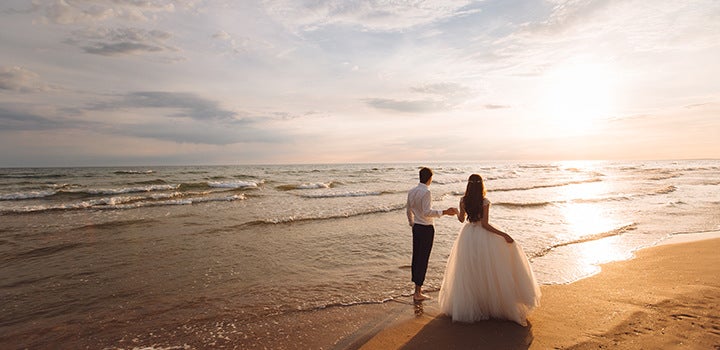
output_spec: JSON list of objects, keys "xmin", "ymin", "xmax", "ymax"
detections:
[{"xmin": 406, "ymin": 167, "xmax": 457, "ymax": 301}]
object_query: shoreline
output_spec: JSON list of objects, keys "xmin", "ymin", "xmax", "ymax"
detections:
[
  {"xmin": 658, "ymin": 230, "xmax": 720, "ymax": 245},
  {"xmin": 354, "ymin": 232, "xmax": 720, "ymax": 349}
]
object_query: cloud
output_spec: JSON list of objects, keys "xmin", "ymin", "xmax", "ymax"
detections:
[
  {"xmin": 210, "ymin": 29, "xmax": 276, "ymax": 56},
  {"xmin": 684, "ymin": 102, "xmax": 714, "ymax": 109},
  {"xmin": 83, "ymin": 41, "xmax": 162, "ymax": 55},
  {"xmin": 484, "ymin": 104, "xmax": 511, "ymax": 110},
  {"xmin": 212, "ymin": 30, "xmax": 231, "ymax": 40},
  {"xmin": 118, "ymin": 121, "xmax": 269, "ymax": 145},
  {"xmin": 210, "ymin": 29, "xmax": 246, "ymax": 54},
  {"xmin": 89, "ymin": 91, "xmax": 285, "ymax": 145},
  {"xmin": 35, "ymin": 0, "xmax": 179, "ymax": 24},
  {"xmin": 514, "ymin": 0, "xmax": 720, "ymax": 53},
  {"xmin": 2, "ymin": 3, "xmax": 38, "ymax": 15},
  {"xmin": 0, "ymin": 107, "xmax": 65, "ymax": 130},
  {"xmin": 475, "ymin": 0, "xmax": 720, "ymax": 84},
  {"xmin": 365, "ymin": 82, "xmax": 473, "ymax": 113},
  {"xmin": 532, "ymin": 0, "xmax": 614, "ymax": 36},
  {"xmin": 263, "ymin": 0, "xmax": 479, "ymax": 32},
  {"xmin": 93, "ymin": 91, "xmax": 237, "ymax": 122},
  {"xmin": 41, "ymin": 0, "xmax": 115, "ymax": 24},
  {"xmin": 267, "ymin": 111, "xmax": 320, "ymax": 121},
  {"xmin": 363, "ymin": 98, "xmax": 451, "ymax": 113},
  {"xmin": 2, "ymin": 91, "xmax": 288, "ymax": 145},
  {"xmin": 20, "ymin": 1, "xmax": 190, "ymax": 60},
  {"xmin": 0, "ymin": 66, "xmax": 54, "ymax": 92},
  {"xmin": 68, "ymin": 27, "xmax": 177, "ymax": 56},
  {"xmin": 410, "ymin": 82, "xmax": 471, "ymax": 97}
]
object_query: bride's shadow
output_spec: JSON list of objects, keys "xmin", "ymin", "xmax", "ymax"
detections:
[{"xmin": 404, "ymin": 300, "xmax": 533, "ymax": 350}]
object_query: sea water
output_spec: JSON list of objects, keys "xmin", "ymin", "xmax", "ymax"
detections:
[{"xmin": 1, "ymin": 160, "xmax": 719, "ymax": 347}]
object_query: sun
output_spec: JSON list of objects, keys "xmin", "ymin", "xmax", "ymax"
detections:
[{"xmin": 539, "ymin": 62, "xmax": 617, "ymax": 134}]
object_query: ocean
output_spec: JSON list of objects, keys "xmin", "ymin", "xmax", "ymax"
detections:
[{"xmin": 1, "ymin": 160, "xmax": 719, "ymax": 348}]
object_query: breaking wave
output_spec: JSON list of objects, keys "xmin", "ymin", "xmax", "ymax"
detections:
[{"xmin": 529, "ymin": 223, "xmax": 637, "ymax": 260}]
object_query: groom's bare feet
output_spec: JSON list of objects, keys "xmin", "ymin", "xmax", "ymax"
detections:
[{"xmin": 413, "ymin": 293, "xmax": 432, "ymax": 301}]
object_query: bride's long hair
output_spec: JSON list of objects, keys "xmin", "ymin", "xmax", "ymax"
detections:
[{"xmin": 463, "ymin": 174, "xmax": 486, "ymax": 222}]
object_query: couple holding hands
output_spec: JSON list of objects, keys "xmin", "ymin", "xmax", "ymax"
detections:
[{"xmin": 406, "ymin": 167, "xmax": 540, "ymax": 326}]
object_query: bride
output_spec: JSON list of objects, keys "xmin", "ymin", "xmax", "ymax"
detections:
[{"xmin": 438, "ymin": 174, "xmax": 541, "ymax": 326}]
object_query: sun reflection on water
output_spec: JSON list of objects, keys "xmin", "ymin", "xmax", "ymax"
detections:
[
  {"xmin": 581, "ymin": 235, "xmax": 633, "ymax": 261},
  {"xmin": 555, "ymin": 161, "xmax": 631, "ymax": 275},
  {"xmin": 560, "ymin": 203, "xmax": 614, "ymax": 235}
]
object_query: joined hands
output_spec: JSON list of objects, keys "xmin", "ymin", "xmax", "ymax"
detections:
[{"xmin": 443, "ymin": 207, "xmax": 459, "ymax": 216}]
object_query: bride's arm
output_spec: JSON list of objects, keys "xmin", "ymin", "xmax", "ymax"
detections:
[
  {"xmin": 457, "ymin": 198, "xmax": 466, "ymax": 223},
  {"xmin": 481, "ymin": 202, "xmax": 514, "ymax": 243}
]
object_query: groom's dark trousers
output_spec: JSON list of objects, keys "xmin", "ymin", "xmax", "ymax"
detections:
[{"xmin": 411, "ymin": 223, "xmax": 435, "ymax": 286}]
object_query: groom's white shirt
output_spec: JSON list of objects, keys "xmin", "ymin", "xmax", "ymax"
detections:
[{"xmin": 407, "ymin": 183, "xmax": 443, "ymax": 226}]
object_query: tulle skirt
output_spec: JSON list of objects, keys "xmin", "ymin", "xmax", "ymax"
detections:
[{"xmin": 438, "ymin": 222, "xmax": 541, "ymax": 326}]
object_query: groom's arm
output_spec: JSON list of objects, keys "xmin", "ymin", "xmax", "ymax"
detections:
[
  {"xmin": 421, "ymin": 191, "xmax": 443, "ymax": 218},
  {"xmin": 406, "ymin": 196, "xmax": 414, "ymax": 226}
]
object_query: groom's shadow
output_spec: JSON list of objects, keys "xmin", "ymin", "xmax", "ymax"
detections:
[{"xmin": 404, "ymin": 300, "xmax": 533, "ymax": 350}]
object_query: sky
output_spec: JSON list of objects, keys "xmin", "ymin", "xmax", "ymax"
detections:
[{"xmin": 0, "ymin": 0, "xmax": 719, "ymax": 167}]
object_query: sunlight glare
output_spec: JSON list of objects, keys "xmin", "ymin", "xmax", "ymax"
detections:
[
  {"xmin": 560, "ymin": 203, "xmax": 613, "ymax": 235},
  {"xmin": 540, "ymin": 62, "xmax": 617, "ymax": 134},
  {"xmin": 555, "ymin": 163, "xmax": 630, "ymax": 271}
]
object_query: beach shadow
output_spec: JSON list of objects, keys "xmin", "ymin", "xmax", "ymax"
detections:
[{"xmin": 400, "ymin": 315, "xmax": 533, "ymax": 350}]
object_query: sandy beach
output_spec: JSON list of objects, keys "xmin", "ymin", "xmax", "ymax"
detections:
[{"xmin": 355, "ymin": 236, "xmax": 720, "ymax": 350}]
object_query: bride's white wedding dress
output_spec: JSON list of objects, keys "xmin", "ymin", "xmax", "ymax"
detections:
[{"xmin": 438, "ymin": 205, "xmax": 540, "ymax": 326}]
